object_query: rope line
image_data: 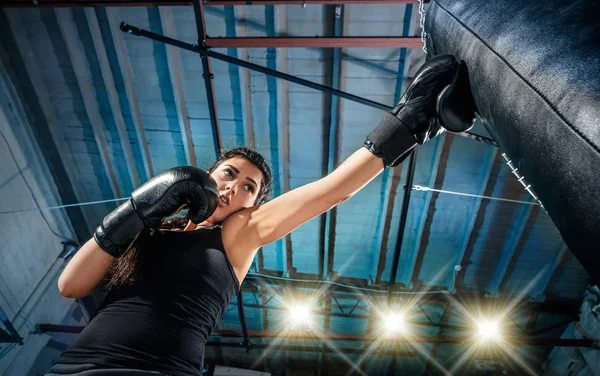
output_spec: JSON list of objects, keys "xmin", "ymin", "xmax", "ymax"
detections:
[
  {"xmin": 412, "ymin": 185, "xmax": 540, "ymax": 206},
  {"xmin": 0, "ymin": 198, "xmax": 130, "ymax": 215}
]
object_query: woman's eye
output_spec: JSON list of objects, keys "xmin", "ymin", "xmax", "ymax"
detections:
[
  {"xmin": 244, "ymin": 185, "xmax": 255, "ymax": 193},
  {"xmin": 223, "ymin": 169, "xmax": 233, "ymax": 177}
]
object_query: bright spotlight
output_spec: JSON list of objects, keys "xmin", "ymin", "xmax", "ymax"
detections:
[
  {"xmin": 288, "ymin": 303, "xmax": 312, "ymax": 328},
  {"xmin": 384, "ymin": 313, "xmax": 406, "ymax": 335},
  {"xmin": 477, "ymin": 319, "xmax": 501, "ymax": 342}
]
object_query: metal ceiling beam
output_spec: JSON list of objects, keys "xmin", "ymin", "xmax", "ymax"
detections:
[
  {"xmin": 159, "ymin": 7, "xmax": 198, "ymax": 166},
  {"xmin": 230, "ymin": 6, "xmax": 256, "ymax": 149},
  {"xmin": 204, "ymin": 37, "xmax": 423, "ymax": 49},
  {"xmin": 320, "ymin": 291, "xmax": 333, "ymax": 371},
  {"xmin": 37, "ymin": 325, "xmax": 594, "ymax": 347},
  {"xmin": 120, "ymin": 22, "xmax": 497, "ymax": 147},
  {"xmin": 205, "ymin": 341, "xmax": 417, "ymax": 356},
  {"xmin": 0, "ymin": 307, "xmax": 21, "ymax": 344},
  {"xmin": 105, "ymin": 8, "xmax": 154, "ymax": 181},
  {"xmin": 371, "ymin": 3, "xmax": 413, "ymax": 285},
  {"xmin": 236, "ymin": 291, "xmax": 250, "ymax": 346},
  {"xmin": 205, "ymin": 364, "xmax": 216, "ymax": 376},
  {"xmin": 321, "ymin": 0, "xmax": 345, "ymax": 344},
  {"xmin": 422, "ymin": 303, "xmax": 451, "ymax": 375},
  {"xmin": 320, "ymin": 4, "xmax": 344, "ymax": 281},
  {"xmin": 0, "ymin": 0, "xmax": 423, "ymax": 6},
  {"xmin": 451, "ymin": 151, "xmax": 504, "ymax": 290},
  {"xmin": 387, "ymin": 149, "xmax": 417, "ymax": 302},
  {"xmin": 120, "ymin": 22, "xmax": 392, "ymax": 110},
  {"xmin": 488, "ymin": 205, "xmax": 539, "ymax": 296},
  {"xmin": 529, "ymin": 316, "xmax": 576, "ymax": 337},
  {"xmin": 269, "ymin": 5, "xmax": 292, "ymax": 276},
  {"xmin": 406, "ymin": 134, "xmax": 454, "ymax": 287},
  {"xmin": 205, "ymin": 0, "xmax": 423, "ymax": 4},
  {"xmin": 530, "ymin": 245, "xmax": 568, "ymax": 301},
  {"xmin": 448, "ymin": 147, "xmax": 498, "ymax": 289},
  {"xmin": 84, "ymin": 8, "xmax": 140, "ymax": 190},
  {"xmin": 0, "ymin": 329, "xmax": 20, "ymax": 344},
  {"xmin": 241, "ymin": 302, "xmax": 473, "ymax": 331},
  {"xmin": 244, "ymin": 273, "xmax": 581, "ymax": 315},
  {"xmin": 372, "ymin": 166, "xmax": 402, "ymax": 284},
  {"xmin": 56, "ymin": 8, "xmax": 122, "ymax": 199},
  {"xmin": 193, "ymin": 0, "xmax": 223, "ymax": 160},
  {"xmin": 275, "ymin": 7, "xmax": 296, "ymax": 277},
  {"xmin": 2, "ymin": 10, "xmax": 92, "ymax": 241},
  {"xmin": 51, "ymin": 16, "xmax": 125, "ymax": 198},
  {"xmin": 387, "ymin": 347, "xmax": 397, "ymax": 376}
]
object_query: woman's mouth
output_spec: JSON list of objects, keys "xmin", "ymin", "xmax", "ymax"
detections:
[{"xmin": 219, "ymin": 195, "xmax": 230, "ymax": 206}]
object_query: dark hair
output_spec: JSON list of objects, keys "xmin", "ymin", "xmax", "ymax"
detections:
[{"xmin": 104, "ymin": 147, "xmax": 272, "ymax": 288}]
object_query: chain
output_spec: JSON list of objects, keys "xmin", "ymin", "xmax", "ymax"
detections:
[
  {"xmin": 418, "ymin": 0, "xmax": 428, "ymax": 54},
  {"xmin": 501, "ymin": 153, "xmax": 544, "ymax": 208}
]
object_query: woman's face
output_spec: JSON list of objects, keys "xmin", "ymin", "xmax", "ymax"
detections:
[{"xmin": 205, "ymin": 156, "xmax": 263, "ymax": 223}]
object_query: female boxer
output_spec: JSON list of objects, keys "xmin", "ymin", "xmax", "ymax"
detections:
[{"xmin": 47, "ymin": 54, "xmax": 466, "ymax": 375}]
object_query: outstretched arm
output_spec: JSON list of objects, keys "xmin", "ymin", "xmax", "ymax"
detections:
[
  {"xmin": 235, "ymin": 147, "xmax": 385, "ymax": 248},
  {"xmin": 223, "ymin": 55, "xmax": 463, "ymax": 276}
]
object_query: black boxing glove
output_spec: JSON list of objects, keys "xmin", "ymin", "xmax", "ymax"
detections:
[
  {"xmin": 437, "ymin": 61, "xmax": 477, "ymax": 133},
  {"xmin": 364, "ymin": 54, "xmax": 458, "ymax": 167},
  {"xmin": 94, "ymin": 166, "xmax": 219, "ymax": 258}
]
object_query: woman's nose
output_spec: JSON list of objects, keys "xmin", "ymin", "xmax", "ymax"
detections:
[{"xmin": 225, "ymin": 182, "xmax": 237, "ymax": 195}]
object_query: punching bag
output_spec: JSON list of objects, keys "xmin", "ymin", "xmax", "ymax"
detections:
[{"xmin": 424, "ymin": 1, "xmax": 600, "ymax": 283}]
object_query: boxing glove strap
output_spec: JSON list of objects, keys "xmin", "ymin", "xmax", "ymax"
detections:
[
  {"xmin": 94, "ymin": 199, "xmax": 146, "ymax": 258},
  {"xmin": 363, "ymin": 113, "xmax": 418, "ymax": 167}
]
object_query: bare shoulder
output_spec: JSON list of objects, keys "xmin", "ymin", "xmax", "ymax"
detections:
[{"xmin": 220, "ymin": 206, "xmax": 261, "ymax": 280}]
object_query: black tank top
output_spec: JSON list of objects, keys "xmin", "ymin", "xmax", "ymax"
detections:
[{"xmin": 56, "ymin": 225, "xmax": 240, "ymax": 375}]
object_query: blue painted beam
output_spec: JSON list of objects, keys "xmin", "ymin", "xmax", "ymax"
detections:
[
  {"xmin": 224, "ymin": 6, "xmax": 257, "ymax": 272},
  {"xmin": 84, "ymin": 8, "xmax": 140, "ymax": 191},
  {"xmin": 274, "ymin": 5, "xmax": 293, "ymax": 275},
  {"xmin": 123, "ymin": 15, "xmax": 497, "ymax": 148},
  {"xmin": 369, "ymin": 4, "xmax": 413, "ymax": 284},
  {"xmin": 447, "ymin": 146, "xmax": 498, "ymax": 289},
  {"xmin": 388, "ymin": 149, "xmax": 418, "ymax": 301},
  {"xmin": 1, "ymin": 10, "xmax": 92, "ymax": 239},
  {"xmin": 488, "ymin": 201, "xmax": 537, "ymax": 296},
  {"xmin": 322, "ymin": 4, "xmax": 344, "ymax": 280},
  {"xmin": 102, "ymin": 7, "xmax": 154, "ymax": 183},
  {"xmin": 264, "ymin": 5, "xmax": 286, "ymax": 275},
  {"xmin": 104, "ymin": 8, "xmax": 154, "ymax": 182},
  {"xmin": 160, "ymin": 6, "xmax": 198, "ymax": 166},
  {"xmin": 530, "ymin": 244, "xmax": 568, "ymax": 301},
  {"xmin": 0, "ymin": 306, "xmax": 21, "ymax": 344},
  {"xmin": 224, "ymin": 6, "xmax": 256, "ymax": 150},
  {"xmin": 55, "ymin": 8, "xmax": 122, "ymax": 199},
  {"xmin": 399, "ymin": 135, "xmax": 445, "ymax": 286},
  {"xmin": 193, "ymin": 0, "xmax": 223, "ymax": 160},
  {"xmin": 224, "ymin": 7, "xmax": 247, "ymax": 149},
  {"xmin": 319, "ymin": 5, "xmax": 343, "ymax": 369}
]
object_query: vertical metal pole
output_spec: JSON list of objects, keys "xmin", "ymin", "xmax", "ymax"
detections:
[
  {"xmin": 321, "ymin": 4, "xmax": 344, "ymax": 281},
  {"xmin": 387, "ymin": 149, "xmax": 417, "ymax": 303},
  {"xmin": 193, "ymin": 0, "xmax": 223, "ymax": 159},
  {"xmin": 0, "ymin": 308, "xmax": 21, "ymax": 344},
  {"xmin": 206, "ymin": 363, "xmax": 217, "ymax": 376},
  {"xmin": 370, "ymin": 3, "xmax": 413, "ymax": 285},
  {"xmin": 237, "ymin": 291, "xmax": 250, "ymax": 346}
]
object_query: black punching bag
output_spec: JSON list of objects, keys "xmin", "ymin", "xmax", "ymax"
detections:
[{"xmin": 424, "ymin": 0, "xmax": 600, "ymax": 283}]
